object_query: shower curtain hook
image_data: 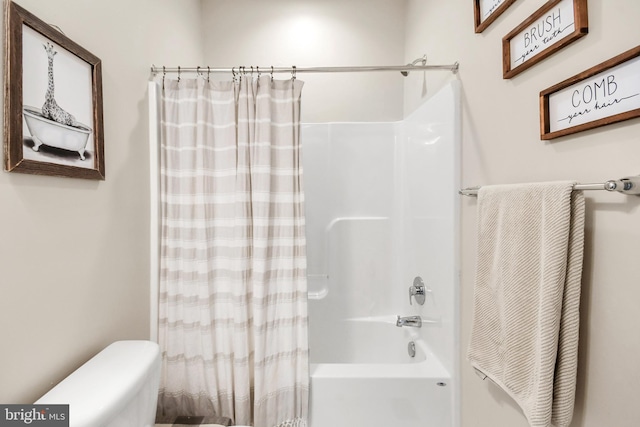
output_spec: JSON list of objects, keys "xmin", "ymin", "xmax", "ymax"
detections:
[
  {"xmin": 250, "ymin": 66, "xmax": 254, "ymax": 76},
  {"xmin": 257, "ymin": 66, "xmax": 261, "ymax": 77},
  {"xmin": 162, "ymin": 66, "xmax": 166, "ymax": 90},
  {"xmin": 197, "ymin": 66, "xmax": 201, "ymax": 80},
  {"xmin": 207, "ymin": 66, "xmax": 210, "ymax": 82},
  {"xmin": 271, "ymin": 66, "xmax": 274, "ymax": 81},
  {"xmin": 232, "ymin": 67, "xmax": 237, "ymax": 83},
  {"xmin": 291, "ymin": 65, "xmax": 296, "ymax": 81},
  {"xmin": 177, "ymin": 66, "xmax": 181, "ymax": 83}
]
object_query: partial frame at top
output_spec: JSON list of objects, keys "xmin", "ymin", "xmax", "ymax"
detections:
[{"xmin": 474, "ymin": 0, "xmax": 519, "ymax": 33}]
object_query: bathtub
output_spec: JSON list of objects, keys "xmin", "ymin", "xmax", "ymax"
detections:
[
  {"xmin": 23, "ymin": 106, "xmax": 92, "ymax": 160},
  {"xmin": 303, "ymin": 81, "xmax": 460, "ymax": 427},
  {"xmin": 309, "ymin": 318, "xmax": 453, "ymax": 427}
]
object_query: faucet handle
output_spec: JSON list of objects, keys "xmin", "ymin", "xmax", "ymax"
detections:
[{"xmin": 409, "ymin": 276, "xmax": 427, "ymax": 305}]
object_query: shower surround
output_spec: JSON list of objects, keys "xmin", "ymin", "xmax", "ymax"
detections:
[{"xmin": 302, "ymin": 81, "xmax": 460, "ymax": 427}]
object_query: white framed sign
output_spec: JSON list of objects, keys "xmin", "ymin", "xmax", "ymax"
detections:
[
  {"xmin": 503, "ymin": 0, "xmax": 588, "ymax": 79},
  {"xmin": 540, "ymin": 46, "xmax": 640, "ymax": 140},
  {"xmin": 474, "ymin": 0, "xmax": 518, "ymax": 33}
]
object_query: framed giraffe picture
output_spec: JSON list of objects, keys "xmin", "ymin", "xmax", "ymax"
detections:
[{"xmin": 4, "ymin": 1, "xmax": 105, "ymax": 179}]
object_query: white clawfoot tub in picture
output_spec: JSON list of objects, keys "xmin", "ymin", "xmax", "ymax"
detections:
[
  {"xmin": 23, "ymin": 106, "xmax": 92, "ymax": 160},
  {"xmin": 309, "ymin": 318, "xmax": 452, "ymax": 427}
]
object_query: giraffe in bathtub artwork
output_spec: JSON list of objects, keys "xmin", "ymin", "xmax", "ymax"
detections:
[
  {"xmin": 42, "ymin": 42, "xmax": 76, "ymax": 126},
  {"xmin": 23, "ymin": 42, "xmax": 93, "ymax": 161}
]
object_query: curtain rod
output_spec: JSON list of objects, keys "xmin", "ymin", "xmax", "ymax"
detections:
[
  {"xmin": 150, "ymin": 56, "xmax": 459, "ymax": 77},
  {"xmin": 459, "ymin": 175, "xmax": 640, "ymax": 197}
]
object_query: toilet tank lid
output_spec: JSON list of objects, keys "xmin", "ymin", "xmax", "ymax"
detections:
[{"xmin": 35, "ymin": 340, "xmax": 160, "ymax": 426}]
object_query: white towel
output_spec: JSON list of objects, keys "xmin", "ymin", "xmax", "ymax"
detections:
[{"xmin": 467, "ymin": 182, "xmax": 585, "ymax": 427}]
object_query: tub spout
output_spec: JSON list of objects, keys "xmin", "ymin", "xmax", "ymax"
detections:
[{"xmin": 396, "ymin": 315, "xmax": 422, "ymax": 328}]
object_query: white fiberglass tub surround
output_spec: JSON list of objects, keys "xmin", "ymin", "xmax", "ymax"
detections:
[{"xmin": 302, "ymin": 81, "xmax": 460, "ymax": 427}]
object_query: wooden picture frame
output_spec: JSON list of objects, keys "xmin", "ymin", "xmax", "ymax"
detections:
[
  {"xmin": 4, "ymin": 1, "xmax": 105, "ymax": 179},
  {"xmin": 540, "ymin": 45, "xmax": 640, "ymax": 140},
  {"xmin": 474, "ymin": 0, "xmax": 519, "ymax": 33},
  {"xmin": 503, "ymin": 0, "xmax": 588, "ymax": 79}
]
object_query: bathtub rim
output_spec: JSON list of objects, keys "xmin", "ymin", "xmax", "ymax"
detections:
[{"xmin": 310, "ymin": 337, "xmax": 451, "ymax": 380}]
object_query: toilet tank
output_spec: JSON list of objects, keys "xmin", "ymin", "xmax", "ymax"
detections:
[{"xmin": 35, "ymin": 340, "xmax": 161, "ymax": 427}]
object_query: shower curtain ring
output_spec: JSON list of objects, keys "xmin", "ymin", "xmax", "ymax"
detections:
[
  {"xmin": 177, "ymin": 66, "xmax": 181, "ymax": 83},
  {"xmin": 162, "ymin": 66, "xmax": 166, "ymax": 90},
  {"xmin": 207, "ymin": 66, "xmax": 210, "ymax": 82},
  {"xmin": 232, "ymin": 67, "xmax": 237, "ymax": 83},
  {"xmin": 271, "ymin": 66, "xmax": 274, "ymax": 81},
  {"xmin": 291, "ymin": 65, "xmax": 297, "ymax": 80}
]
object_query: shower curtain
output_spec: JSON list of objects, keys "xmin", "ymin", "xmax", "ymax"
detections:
[{"xmin": 157, "ymin": 75, "xmax": 309, "ymax": 427}]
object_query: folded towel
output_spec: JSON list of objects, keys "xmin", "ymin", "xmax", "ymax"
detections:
[{"xmin": 467, "ymin": 182, "xmax": 585, "ymax": 427}]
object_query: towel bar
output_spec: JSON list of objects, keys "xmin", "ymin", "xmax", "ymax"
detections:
[{"xmin": 459, "ymin": 175, "xmax": 640, "ymax": 197}]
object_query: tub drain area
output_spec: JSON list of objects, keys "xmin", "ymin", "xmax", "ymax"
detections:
[{"xmin": 408, "ymin": 341, "xmax": 416, "ymax": 358}]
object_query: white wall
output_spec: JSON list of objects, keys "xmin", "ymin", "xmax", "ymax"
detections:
[
  {"xmin": 201, "ymin": 0, "xmax": 406, "ymax": 123},
  {"xmin": 0, "ymin": 0, "xmax": 202, "ymax": 403},
  {"xmin": 303, "ymin": 122, "xmax": 397, "ymax": 360},
  {"xmin": 404, "ymin": 1, "xmax": 640, "ymax": 426},
  {"xmin": 302, "ymin": 122, "xmax": 397, "ymax": 307}
]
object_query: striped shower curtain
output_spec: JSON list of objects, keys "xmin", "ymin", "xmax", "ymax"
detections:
[{"xmin": 157, "ymin": 75, "xmax": 309, "ymax": 427}]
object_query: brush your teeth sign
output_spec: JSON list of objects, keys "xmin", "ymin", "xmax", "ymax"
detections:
[{"xmin": 504, "ymin": 0, "xmax": 588, "ymax": 78}]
